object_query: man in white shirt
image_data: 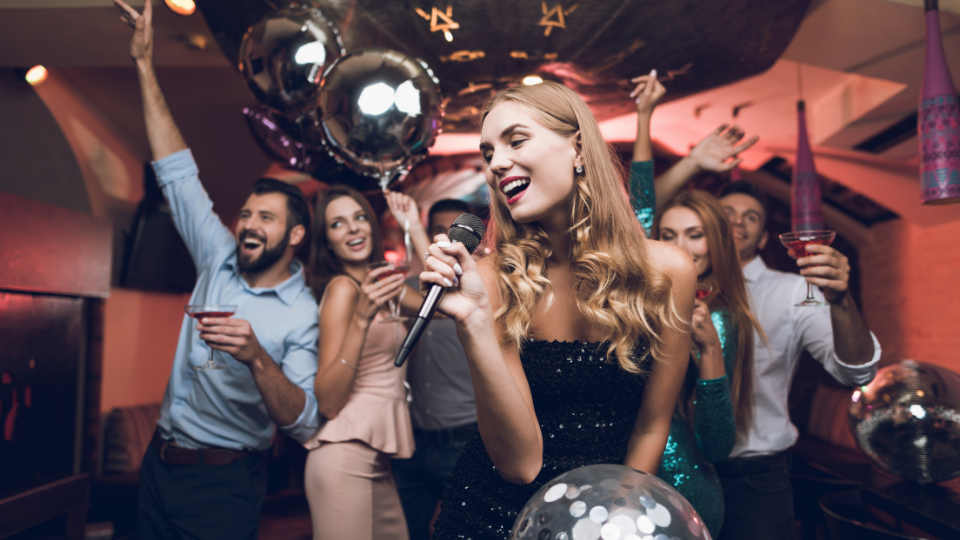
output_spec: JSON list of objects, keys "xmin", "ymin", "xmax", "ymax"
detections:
[{"xmin": 715, "ymin": 181, "xmax": 880, "ymax": 540}]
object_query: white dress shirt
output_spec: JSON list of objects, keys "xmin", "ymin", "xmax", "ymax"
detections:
[{"xmin": 732, "ymin": 256, "xmax": 881, "ymax": 458}]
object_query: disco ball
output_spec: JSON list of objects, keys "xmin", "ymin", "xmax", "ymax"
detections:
[
  {"xmin": 848, "ymin": 360, "xmax": 960, "ymax": 484},
  {"xmin": 511, "ymin": 464, "xmax": 711, "ymax": 540}
]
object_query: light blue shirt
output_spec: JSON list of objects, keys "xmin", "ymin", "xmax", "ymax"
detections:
[{"xmin": 153, "ymin": 149, "xmax": 320, "ymax": 451}]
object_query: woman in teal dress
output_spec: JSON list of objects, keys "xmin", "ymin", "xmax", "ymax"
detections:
[{"xmin": 629, "ymin": 75, "xmax": 761, "ymax": 537}]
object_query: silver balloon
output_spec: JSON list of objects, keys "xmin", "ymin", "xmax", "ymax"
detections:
[
  {"xmin": 315, "ymin": 48, "xmax": 444, "ymax": 188},
  {"xmin": 848, "ymin": 360, "xmax": 960, "ymax": 484},
  {"xmin": 238, "ymin": 4, "xmax": 344, "ymax": 113},
  {"xmin": 512, "ymin": 464, "xmax": 711, "ymax": 540}
]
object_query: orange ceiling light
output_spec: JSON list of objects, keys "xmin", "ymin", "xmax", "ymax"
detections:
[
  {"xmin": 165, "ymin": 0, "xmax": 196, "ymax": 16},
  {"xmin": 25, "ymin": 65, "xmax": 48, "ymax": 85}
]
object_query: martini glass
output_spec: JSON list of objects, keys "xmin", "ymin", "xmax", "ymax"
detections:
[
  {"xmin": 184, "ymin": 304, "xmax": 237, "ymax": 369},
  {"xmin": 778, "ymin": 230, "xmax": 836, "ymax": 306},
  {"xmin": 367, "ymin": 260, "xmax": 409, "ymax": 322}
]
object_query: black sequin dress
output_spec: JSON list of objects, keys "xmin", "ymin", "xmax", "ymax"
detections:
[{"xmin": 432, "ymin": 339, "xmax": 651, "ymax": 540}]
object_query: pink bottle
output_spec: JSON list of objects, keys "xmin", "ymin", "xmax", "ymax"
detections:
[
  {"xmin": 791, "ymin": 100, "xmax": 826, "ymax": 231},
  {"xmin": 920, "ymin": 0, "xmax": 960, "ymax": 204}
]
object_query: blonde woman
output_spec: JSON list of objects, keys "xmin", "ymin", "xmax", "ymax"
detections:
[{"xmin": 419, "ymin": 82, "xmax": 696, "ymax": 539}]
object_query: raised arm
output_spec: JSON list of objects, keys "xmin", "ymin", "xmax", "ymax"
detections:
[
  {"xmin": 385, "ymin": 190, "xmax": 430, "ymax": 261},
  {"xmin": 314, "ymin": 268, "xmax": 406, "ymax": 418},
  {"xmin": 654, "ymin": 125, "xmax": 759, "ymax": 208},
  {"xmin": 796, "ymin": 244, "xmax": 878, "ymax": 384},
  {"xmin": 628, "ymin": 71, "xmax": 664, "ymax": 236},
  {"xmin": 115, "ymin": 0, "xmax": 186, "ymax": 161},
  {"xmin": 624, "ymin": 242, "xmax": 695, "ymax": 473},
  {"xmin": 421, "ymin": 237, "xmax": 543, "ymax": 484}
]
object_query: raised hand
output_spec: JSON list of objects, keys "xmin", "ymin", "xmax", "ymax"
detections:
[
  {"xmin": 384, "ymin": 190, "xmax": 420, "ymax": 231},
  {"xmin": 630, "ymin": 70, "xmax": 666, "ymax": 117},
  {"xmin": 689, "ymin": 124, "xmax": 759, "ymax": 173},
  {"xmin": 114, "ymin": 0, "xmax": 153, "ymax": 64},
  {"xmin": 797, "ymin": 243, "xmax": 850, "ymax": 304}
]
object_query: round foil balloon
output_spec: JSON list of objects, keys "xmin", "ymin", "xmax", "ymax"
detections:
[
  {"xmin": 238, "ymin": 4, "xmax": 344, "ymax": 114},
  {"xmin": 849, "ymin": 360, "xmax": 960, "ymax": 484},
  {"xmin": 316, "ymin": 48, "xmax": 444, "ymax": 188},
  {"xmin": 512, "ymin": 464, "xmax": 711, "ymax": 540}
]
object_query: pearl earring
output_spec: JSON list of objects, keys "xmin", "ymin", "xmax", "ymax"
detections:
[{"xmin": 574, "ymin": 165, "xmax": 584, "ymax": 176}]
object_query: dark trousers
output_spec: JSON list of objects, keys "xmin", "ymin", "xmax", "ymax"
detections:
[
  {"xmin": 392, "ymin": 423, "xmax": 477, "ymax": 540},
  {"xmin": 716, "ymin": 450, "xmax": 796, "ymax": 540},
  {"xmin": 137, "ymin": 434, "xmax": 268, "ymax": 540}
]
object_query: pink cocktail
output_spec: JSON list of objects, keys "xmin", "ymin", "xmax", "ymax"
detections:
[
  {"xmin": 184, "ymin": 304, "xmax": 237, "ymax": 369},
  {"xmin": 778, "ymin": 230, "xmax": 836, "ymax": 306},
  {"xmin": 368, "ymin": 261, "xmax": 409, "ymax": 321}
]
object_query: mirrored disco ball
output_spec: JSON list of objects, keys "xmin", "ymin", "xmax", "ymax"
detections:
[
  {"xmin": 848, "ymin": 360, "xmax": 960, "ymax": 484},
  {"xmin": 511, "ymin": 464, "xmax": 711, "ymax": 540}
]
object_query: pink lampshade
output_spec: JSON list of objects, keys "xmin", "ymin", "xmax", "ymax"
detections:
[
  {"xmin": 920, "ymin": 0, "xmax": 960, "ymax": 205},
  {"xmin": 791, "ymin": 100, "xmax": 826, "ymax": 231}
]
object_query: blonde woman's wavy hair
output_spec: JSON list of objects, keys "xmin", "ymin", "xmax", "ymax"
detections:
[{"xmin": 482, "ymin": 81, "xmax": 683, "ymax": 372}]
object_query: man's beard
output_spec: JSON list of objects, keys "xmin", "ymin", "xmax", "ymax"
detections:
[{"xmin": 237, "ymin": 227, "xmax": 290, "ymax": 275}]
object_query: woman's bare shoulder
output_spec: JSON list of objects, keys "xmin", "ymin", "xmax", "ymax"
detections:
[{"xmin": 645, "ymin": 239, "xmax": 696, "ymax": 278}]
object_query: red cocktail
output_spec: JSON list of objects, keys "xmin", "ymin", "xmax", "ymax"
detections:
[
  {"xmin": 184, "ymin": 304, "xmax": 237, "ymax": 369},
  {"xmin": 695, "ymin": 282, "xmax": 717, "ymax": 303},
  {"xmin": 778, "ymin": 230, "xmax": 836, "ymax": 306},
  {"xmin": 368, "ymin": 261, "xmax": 408, "ymax": 321}
]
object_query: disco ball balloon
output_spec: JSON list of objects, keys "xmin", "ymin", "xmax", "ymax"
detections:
[
  {"xmin": 238, "ymin": 4, "xmax": 344, "ymax": 114},
  {"xmin": 315, "ymin": 48, "xmax": 444, "ymax": 188},
  {"xmin": 511, "ymin": 464, "xmax": 711, "ymax": 540},
  {"xmin": 848, "ymin": 360, "xmax": 960, "ymax": 484}
]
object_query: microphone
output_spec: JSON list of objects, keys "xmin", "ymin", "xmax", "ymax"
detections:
[{"xmin": 394, "ymin": 213, "xmax": 485, "ymax": 367}]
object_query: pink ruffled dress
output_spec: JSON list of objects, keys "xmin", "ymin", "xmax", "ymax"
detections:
[{"xmin": 304, "ymin": 290, "xmax": 415, "ymax": 458}]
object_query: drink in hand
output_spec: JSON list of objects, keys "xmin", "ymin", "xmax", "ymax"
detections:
[
  {"xmin": 368, "ymin": 261, "xmax": 408, "ymax": 321},
  {"xmin": 777, "ymin": 230, "xmax": 836, "ymax": 306},
  {"xmin": 184, "ymin": 304, "xmax": 237, "ymax": 369}
]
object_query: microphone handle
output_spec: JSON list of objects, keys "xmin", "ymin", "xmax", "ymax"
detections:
[{"xmin": 394, "ymin": 284, "xmax": 444, "ymax": 367}]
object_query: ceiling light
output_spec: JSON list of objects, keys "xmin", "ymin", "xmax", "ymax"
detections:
[
  {"xmin": 165, "ymin": 0, "xmax": 196, "ymax": 16},
  {"xmin": 522, "ymin": 75, "xmax": 543, "ymax": 86},
  {"xmin": 25, "ymin": 65, "xmax": 47, "ymax": 86}
]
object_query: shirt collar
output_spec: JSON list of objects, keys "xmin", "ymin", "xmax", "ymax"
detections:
[
  {"xmin": 742, "ymin": 255, "xmax": 767, "ymax": 282},
  {"xmin": 224, "ymin": 255, "xmax": 307, "ymax": 305}
]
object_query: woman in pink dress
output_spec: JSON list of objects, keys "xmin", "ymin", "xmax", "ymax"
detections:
[{"xmin": 304, "ymin": 185, "xmax": 419, "ymax": 540}]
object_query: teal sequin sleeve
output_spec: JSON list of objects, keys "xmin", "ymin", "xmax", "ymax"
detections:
[
  {"xmin": 656, "ymin": 309, "xmax": 739, "ymax": 537},
  {"xmin": 693, "ymin": 309, "xmax": 737, "ymax": 462},
  {"xmin": 629, "ymin": 160, "xmax": 655, "ymax": 237}
]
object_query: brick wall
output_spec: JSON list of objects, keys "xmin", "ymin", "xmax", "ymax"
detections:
[{"xmin": 859, "ymin": 218, "xmax": 960, "ymax": 371}]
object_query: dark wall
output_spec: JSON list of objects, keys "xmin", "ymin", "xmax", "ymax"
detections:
[{"xmin": 0, "ymin": 69, "xmax": 89, "ymax": 213}]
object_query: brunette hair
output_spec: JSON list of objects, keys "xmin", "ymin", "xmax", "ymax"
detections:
[{"xmin": 309, "ymin": 185, "xmax": 383, "ymax": 297}]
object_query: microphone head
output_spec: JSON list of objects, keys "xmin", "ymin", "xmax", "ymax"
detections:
[{"xmin": 448, "ymin": 213, "xmax": 486, "ymax": 253}]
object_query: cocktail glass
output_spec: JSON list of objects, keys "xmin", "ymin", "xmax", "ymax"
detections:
[
  {"xmin": 184, "ymin": 304, "xmax": 237, "ymax": 369},
  {"xmin": 367, "ymin": 261, "xmax": 409, "ymax": 322},
  {"xmin": 778, "ymin": 230, "xmax": 836, "ymax": 306}
]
